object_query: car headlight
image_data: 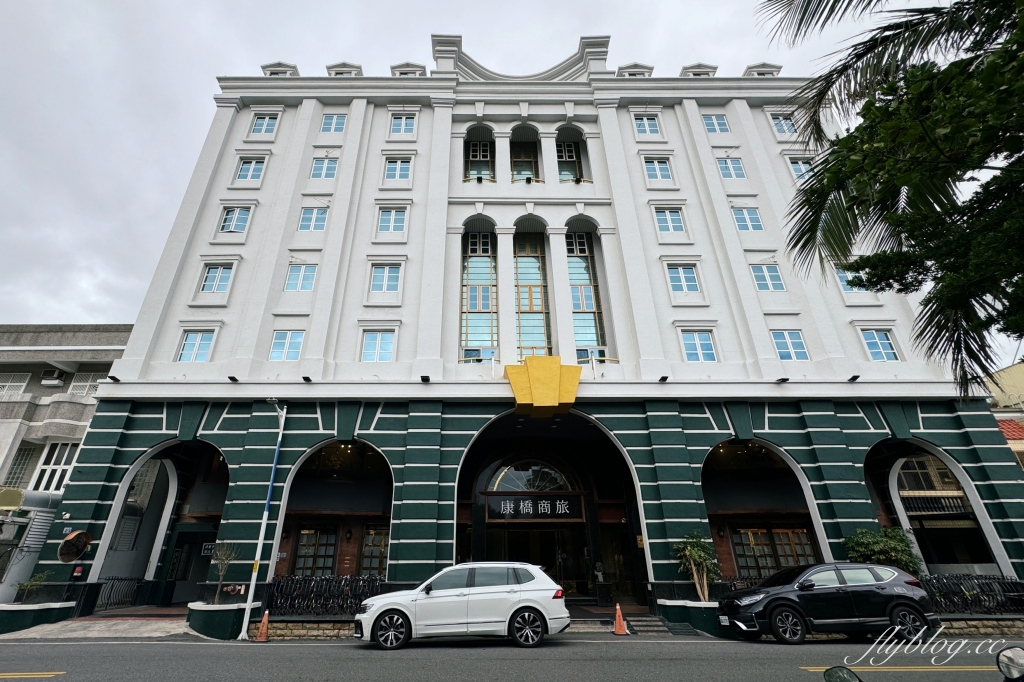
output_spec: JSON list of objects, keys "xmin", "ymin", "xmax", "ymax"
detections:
[
  {"xmin": 736, "ymin": 593, "xmax": 766, "ymax": 606},
  {"xmin": 357, "ymin": 602, "xmax": 375, "ymax": 614}
]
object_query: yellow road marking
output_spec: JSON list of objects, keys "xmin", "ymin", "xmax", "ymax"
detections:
[
  {"xmin": 801, "ymin": 666, "xmax": 998, "ymax": 672},
  {"xmin": 0, "ymin": 675, "xmax": 66, "ymax": 679}
]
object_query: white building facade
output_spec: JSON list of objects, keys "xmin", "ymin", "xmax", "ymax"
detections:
[{"xmin": 30, "ymin": 37, "xmax": 1024, "ymax": 607}]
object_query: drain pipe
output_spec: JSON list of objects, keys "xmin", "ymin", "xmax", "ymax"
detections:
[{"xmin": 238, "ymin": 398, "xmax": 287, "ymax": 640}]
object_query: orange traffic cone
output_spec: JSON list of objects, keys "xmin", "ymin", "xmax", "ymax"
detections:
[
  {"xmin": 613, "ymin": 603, "xmax": 628, "ymax": 636},
  {"xmin": 255, "ymin": 610, "xmax": 270, "ymax": 642}
]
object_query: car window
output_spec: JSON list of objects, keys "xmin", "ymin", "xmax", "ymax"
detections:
[
  {"xmin": 430, "ymin": 568, "xmax": 470, "ymax": 591},
  {"xmin": 808, "ymin": 569, "xmax": 841, "ymax": 587},
  {"xmin": 759, "ymin": 565, "xmax": 808, "ymax": 588},
  {"xmin": 870, "ymin": 567, "xmax": 897, "ymax": 582},
  {"xmin": 841, "ymin": 568, "xmax": 876, "ymax": 585},
  {"xmin": 514, "ymin": 568, "xmax": 535, "ymax": 584},
  {"xmin": 474, "ymin": 566, "xmax": 510, "ymax": 587}
]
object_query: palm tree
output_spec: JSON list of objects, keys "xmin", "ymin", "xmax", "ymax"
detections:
[{"xmin": 759, "ymin": 0, "xmax": 1021, "ymax": 394}]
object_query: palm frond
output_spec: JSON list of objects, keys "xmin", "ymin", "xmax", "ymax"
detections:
[
  {"xmin": 757, "ymin": 0, "xmax": 891, "ymax": 46},
  {"xmin": 792, "ymin": 3, "xmax": 1005, "ymax": 144}
]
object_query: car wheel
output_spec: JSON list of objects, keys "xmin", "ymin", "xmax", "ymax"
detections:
[
  {"xmin": 510, "ymin": 608, "xmax": 545, "ymax": 647},
  {"xmin": 890, "ymin": 605, "xmax": 927, "ymax": 641},
  {"xmin": 737, "ymin": 630, "xmax": 762, "ymax": 641},
  {"xmin": 374, "ymin": 611, "xmax": 411, "ymax": 651},
  {"xmin": 770, "ymin": 606, "xmax": 807, "ymax": 645}
]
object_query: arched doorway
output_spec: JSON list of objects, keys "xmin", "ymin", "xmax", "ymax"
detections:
[
  {"xmin": 702, "ymin": 439, "xmax": 823, "ymax": 581},
  {"xmin": 865, "ymin": 439, "xmax": 1000, "ymax": 575},
  {"xmin": 273, "ymin": 440, "xmax": 393, "ymax": 578},
  {"xmin": 456, "ymin": 411, "xmax": 648, "ymax": 603},
  {"xmin": 97, "ymin": 440, "xmax": 229, "ymax": 605}
]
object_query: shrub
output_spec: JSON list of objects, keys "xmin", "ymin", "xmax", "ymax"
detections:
[
  {"xmin": 843, "ymin": 527, "xmax": 922, "ymax": 576},
  {"xmin": 673, "ymin": 530, "xmax": 721, "ymax": 602}
]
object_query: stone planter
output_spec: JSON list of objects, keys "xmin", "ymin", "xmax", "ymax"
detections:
[
  {"xmin": 656, "ymin": 599, "xmax": 733, "ymax": 638},
  {"xmin": 187, "ymin": 602, "xmax": 261, "ymax": 640},
  {"xmin": 0, "ymin": 602, "xmax": 76, "ymax": 635}
]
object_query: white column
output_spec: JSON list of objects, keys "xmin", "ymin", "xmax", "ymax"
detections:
[
  {"xmin": 539, "ymin": 132, "xmax": 559, "ymax": 191},
  {"xmin": 494, "ymin": 131, "xmax": 511, "ymax": 187},
  {"xmin": 546, "ymin": 227, "xmax": 578, "ymax": 362},
  {"xmin": 595, "ymin": 100, "xmax": 668, "ymax": 380},
  {"xmin": 413, "ymin": 96, "xmax": 455, "ymax": 379},
  {"xmin": 496, "ymin": 227, "xmax": 517, "ymax": 366},
  {"xmin": 110, "ymin": 95, "xmax": 241, "ymax": 381}
]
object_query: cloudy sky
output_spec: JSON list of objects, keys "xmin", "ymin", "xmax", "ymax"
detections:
[{"xmin": 1, "ymin": 1, "xmax": 1019, "ymax": 366}]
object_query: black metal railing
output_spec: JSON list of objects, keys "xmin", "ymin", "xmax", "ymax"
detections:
[
  {"xmin": 94, "ymin": 577, "xmax": 145, "ymax": 612},
  {"xmin": 726, "ymin": 579, "xmax": 762, "ymax": 592},
  {"xmin": 901, "ymin": 495, "xmax": 969, "ymax": 514},
  {"xmin": 921, "ymin": 574, "xmax": 1024, "ymax": 615},
  {"xmin": 264, "ymin": 575, "xmax": 386, "ymax": 617}
]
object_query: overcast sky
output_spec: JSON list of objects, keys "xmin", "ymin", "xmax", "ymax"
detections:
[{"xmin": 1, "ymin": 1, "xmax": 1019, "ymax": 366}]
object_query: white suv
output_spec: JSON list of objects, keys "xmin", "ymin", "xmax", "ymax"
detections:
[{"xmin": 354, "ymin": 562, "xmax": 571, "ymax": 650}]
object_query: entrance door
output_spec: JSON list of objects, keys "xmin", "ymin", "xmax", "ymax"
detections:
[
  {"xmin": 468, "ymin": 566, "xmax": 520, "ymax": 635},
  {"xmin": 415, "ymin": 566, "xmax": 470, "ymax": 636}
]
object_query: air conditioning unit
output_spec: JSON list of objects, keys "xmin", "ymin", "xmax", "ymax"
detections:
[{"xmin": 40, "ymin": 369, "xmax": 66, "ymax": 386}]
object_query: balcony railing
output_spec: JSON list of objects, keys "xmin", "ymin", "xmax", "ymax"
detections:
[
  {"xmin": 900, "ymin": 493, "xmax": 969, "ymax": 515},
  {"xmin": 921, "ymin": 574, "xmax": 1024, "ymax": 615}
]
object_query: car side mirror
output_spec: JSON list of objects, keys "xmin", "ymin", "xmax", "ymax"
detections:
[
  {"xmin": 823, "ymin": 666, "xmax": 863, "ymax": 682},
  {"xmin": 797, "ymin": 580, "xmax": 815, "ymax": 591},
  {"xmin": 423, "ymin": 583, "xmax": 432, "ymax": 595}
]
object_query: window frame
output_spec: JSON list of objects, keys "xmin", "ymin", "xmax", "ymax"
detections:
[
  {"xmin": 320, "ymin": 114, "xmax": 347, "ymax": 133},
  {"xmin": 233, "ymin": 156, "xmax": 268, "ymax": 186},
  {"xmin": 732, "ymin": 207, "xmax": 764, "ymax": 232},
  {"xmin": 310, "ymin": 157, "xmax": 338, "ymax": 180},
  {"xmin": 0, "ymin": 373, "xmax": 30, "ymax": 396},
  {"xmin": 28, "ymin": 442, "xmax": 80, "ymax": 493},
  {"xmin": 860, "ymin": 328, "xmax": 901, "ymax": 362},
  {"xmin": 662, "ymin": 259, "xmax": 708, "ymax": 306},
  {"xmin": 381, "ymin": 155, "xmax": 414, "ymax": 188},
  {"xmin": 360, "ymin": 329, "xmax": 397, "ymax": 363},
  {"xmin": 678, "ymin": 329, "xmax": 718, "ymax": 363},
  {"xmin": 788, "ymin": 157, "xmax": 813, "ymax": 180},
  {"xmin": 389, "ymin": 115, "xmax": 416, "ymax": 138},
  {"xmin": 176, "ymin": 329, "xmax": 216, "ymax": 363},
  {"xmin": 633, "ymin": 115, "xmax": 662, "ymax": 138},
  {"xmin": 771, "ymin": 330, "xmax": 810, "ymax": 361},
  {"xmin": 298, "ymin": 206, "xmax": 329, "ymax": 232},
  {"xmin": 770, "ymin": 114, "xmax": 798, "ymax": 136},
  {"xmin": 68, "ymin": 372, "xmax": 107, "ymax": 397},
  {"xmin": 269, "ymin": 330, "xmax": 305, "ymax": 362},
  {"xmin": 365, "ymin": 258, "xmax": 407, "ymax": 306},
  {"xmin": 650, "ymin": 204, "xmax": 692, "ymax": 244},
  {"xmin": 464, "ymin": 139, "xmax": 495, "ymax": 181},
  {"xmin": 702, "ymin": 114, "xmax": 730, "ymax": 133},
  {"xmin": 284, "ymin": 264, "xmax": 317, "ymax": 292},
  {"xmin": 716, "ymin": 157, "xmax": 747, "ymax": 179},
  {"xmin": 750, "ymin": 263, "xmax": 786, "ymax": 291},
  {"xmin": 199, "ymin": 263, "xmax": 234, "ymax": 294},
  {"xmin": 244, "ymin": 106, "xmax": 284, "ymax": 142}
]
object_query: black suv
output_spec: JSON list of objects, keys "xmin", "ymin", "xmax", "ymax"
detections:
[{"xmin": 717, "ymin": 563, "xmax": 941, "ymax": 644}]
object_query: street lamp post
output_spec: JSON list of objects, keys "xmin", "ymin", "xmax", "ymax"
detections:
[{"xmin": 237, "ymin": 398, "xmax": 287, "ymax": 640}]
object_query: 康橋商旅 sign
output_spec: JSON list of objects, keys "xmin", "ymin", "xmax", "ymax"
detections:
[{"xmin": 486, "ymin": 495, "xmax": 583, "ymax": 521}]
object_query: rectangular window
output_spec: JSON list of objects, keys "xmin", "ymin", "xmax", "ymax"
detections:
[
  {"xmin": 835, "ymin": 268, "xmax": 865, "ymax": 292},
  {"xmin": 556, "ymin": 142, "xmax": 582, "ymax": 181},
  {"xmin": 30, "ymin": 442, "xmax": 79, "ymax": 493},
  {"xmin": 681, "ymin": 331, "xmax": 717, "ymax": 362},
  {"xmin": 298, "ymin": 207, "xmax": 328, "ymax": 231},
  {"xmin": 200, "ymin": 264, "xmax": 232, "ymax": 293},
  {"xmin": 178, "ymin": 331, "xmax": 214, "ymax": 362},
  {"xmin": 732, "ymin": 208, "xmax": 764, "ymax": 231},
  {"xmin": 321, "ymin": 114, "xmax": 347, "ymax": 133},
  {"xmin": 790, "ymin": 159, "xmax": 812, "ymax": 179},
  {"xmin": 667, "ymin": 265, "xmax": 700, "ymax": 292},
  {"xmin": 294, "ymin": 528, "xmax": 336, "ymax": 577},
  {"xmin": 378, "ymin": 209, "xmax": 406, "ymax": 233},
  {"xmin": 634, "ymin": 116, "xmax": 660, "ymax": 135},
  {"xmin": 311, "ymin": 158, "xmax": 338, "ymax": 179},
  {"xmin": 772, "ymin": 330, "xmax": 810, "ymax": 361},
  {"xmin": 250, "ymin": 115, "xmax": 277, "ymax": 135},
  {"xmin": 384, "ymin": 158, "xmax": 411, "ymax": 180},
  {"xmin": 462, "ymin": 232, "xmax": 498, "ymax": 357},
  {"xmin": 702, "ymin": 114, "xmax": 729, "ymax": 133},
  {"xmin": 269, "ymin": 330, "xmax": 304, "ymax": 361},
  {"xmin": 751, "ymin": 264, "xmax": 785, "ymax": 291},
  {"xmin": 0, "ymin": 373, "xmax": 30, "ymax": 395},
  {"xmin": 717, "ymin": 158, "xmax": 746, "ymax": 179},
  {"xmin": 285, "ymin": 264, "xmax": 317, "ymax": 291},
  {"xmin": 655, "ymin": 209, "xmax": 684, "ymax": 232},
  {"xmin": 361, "ymin": 331, "xmax": 395, "ymax": 362},
  {"xmin": 465, "ymin": 140, "xmax": 493, "ymax": 179},
  {"xmin": 2, "ymin": 445, "xmax": 36, "ymax": 487},
  {"xmin": 390, "ymin": 115, "xmax": 415, "ymax": 134},
  {"xmin": 515, "ymin": 234, "xmax": 551, "ymax": 358},
  {"xmin": 370, "ymin": 265, "xmax": 401, "ymax": 292},
  {"xmin": 220, "ymin": 207, "xmax": 250, "ymax": 232},
  {"xmin": 644, "ymin": 158, "xmax": 672, "ymax": 180},
  {"xmin": 68, "ymin": 373, "xmax": 106, "ymax": 396},
  {"xmin": 771, "ymin": 114, "xmax": 797, "ymax": 134},
  {"xmin": 566, "ymin": 232, "xmax": 605, "ymax": 354},
  {"xmin": 510, "ymin": 143, "xmax": 537, "ymax": 181},
  {"xmin": 862, "ymin": 329, "xmax": 899, "ymax": 362},
  {"xmin": 236, "ymin": 159, "xmax": 264, "ymax": 180}
]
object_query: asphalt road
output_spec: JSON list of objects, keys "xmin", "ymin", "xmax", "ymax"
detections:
[{"xmin": 0, "ymin": 633, "xmax": 1016, "ymax": 682}]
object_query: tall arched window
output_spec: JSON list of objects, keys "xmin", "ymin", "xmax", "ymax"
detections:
[
  {"xmin": 514, "ymin": 222, "xmax": 551, "ymax": 357},
  {"xmin": 464, "ymin": 126, "xmax": 494, "ymax": 181},
  {"xmin": 461, "ymin": 220, "xmax": 498, "ymax": 361},
  {"xmin": 565, "ymin": 219, "xmax": 606, "ymax": 362}
]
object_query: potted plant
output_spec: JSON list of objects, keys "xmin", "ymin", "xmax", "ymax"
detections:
[
  {"xmin": 669, "ymin": 531, "xmax": 723, "ymax": 634},
  {"xmin": 211, "ymin": 543, "xmax": 238, "ymax": 605}
]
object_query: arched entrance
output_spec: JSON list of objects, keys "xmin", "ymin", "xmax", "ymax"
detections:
[
  {"xmin": 865, "ymin": 439, "xmax": 1001, "ymax": 575},
  {"xmin": 456, "ymin": 411, "xmax": 648, "ymax": 603},
  {"xmin": 96, "ymin": 440, "xmax": 228, "ymax": 605},
  {"xmin": 702, "ymin": 439, "xmax": 823, "ymax": 581},
  {"xmin": 273, "ymin": 440, "xmax": 393, "ymax": 578}
]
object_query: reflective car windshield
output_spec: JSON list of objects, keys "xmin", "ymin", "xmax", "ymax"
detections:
[{"xmin": 759, "ymin": 566, "xmax": 809, "ymax": 588}]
